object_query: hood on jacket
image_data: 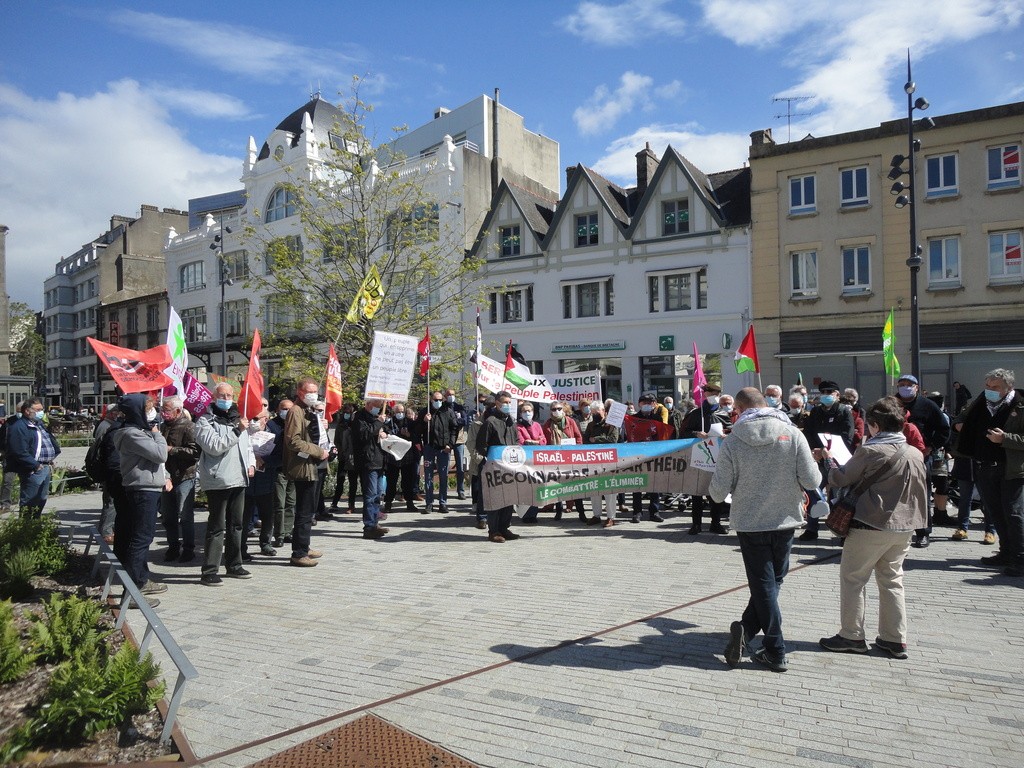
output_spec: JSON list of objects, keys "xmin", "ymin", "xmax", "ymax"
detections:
[
  {"xmin": 730, "ymin": 409, "xmax": 793, "ymax": 447},
  {"xmin": 117, "ymin": 393, "xmax": 149, "ymax": 430}
]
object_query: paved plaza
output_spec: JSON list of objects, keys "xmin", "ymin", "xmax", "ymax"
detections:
[{"xmin": 43, "ymin": 472, "xmax": 1024, "ymax": 768}]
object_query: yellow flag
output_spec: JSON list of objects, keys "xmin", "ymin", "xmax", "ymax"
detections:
[{"xmin": 345, "ymin": 264, "xmax": 385, "ymax": 322}]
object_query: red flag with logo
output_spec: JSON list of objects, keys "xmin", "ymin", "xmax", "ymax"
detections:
[
  {"xmin": 325, "ymin": 344, "xmax": 343, "ymax": 422},
  {"xmin": 88, "ymin": 338, "xmax": 173, "ymax": 393},
  {"xmin": 239, "ymin": 329, "xmax": 264, "ymax": 419},
  {"xmin": 417, "ymin": 326, "xmax": 431, "ymax": 377},
  {"xmin": 622, "ymin": 414, "xmax": 675, "ymax": 443}
]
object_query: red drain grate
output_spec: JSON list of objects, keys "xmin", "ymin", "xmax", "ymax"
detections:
[{"xmin": 245, "ymin": 714, "xmax": 480, "ymax": 768}]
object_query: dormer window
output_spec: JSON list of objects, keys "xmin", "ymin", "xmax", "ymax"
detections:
[{"xmin": 265, "ymin": 187, "xmax": 298, "ymax": 222}]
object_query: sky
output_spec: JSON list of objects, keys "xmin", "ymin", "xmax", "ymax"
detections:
[{"xmin": 2, "ymin": 0, "xmax": 1022, "ymax": 309}]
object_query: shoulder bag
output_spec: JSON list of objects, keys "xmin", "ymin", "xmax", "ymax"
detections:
[{"xmin": 825, "ymin": 445, "xmax": 908, "ymax": 537}]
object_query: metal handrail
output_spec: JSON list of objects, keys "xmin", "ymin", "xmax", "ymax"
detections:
[{"xmin": 84, "ymin": 528, "xmax": 198, "ymax": 745}]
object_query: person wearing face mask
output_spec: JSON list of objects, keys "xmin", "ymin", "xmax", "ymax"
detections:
[
  {"xmin": 265, "ymin": 399, "xmax": 295, "ymax": 547},
  {"xmin": 543, "ymin": 400, "xmax": 588, "ymax": 522},
  {"xmin": 352, "ymin": 396, "xmax": 390, "ymax": 538},
  {"xmin": 574, "ymin": 399, "xmax": 594, "ymax": 434},
  {"xmin": 895, "ymin": 374, "xmax": 951, "ymax": 548},
  {"xmin": 5, "ymin": 398, "xmax": 61, "ymax": 518},
  {"xmin": 330, "ymin": 404, "xmax": 359, "ymax": 515},
  {"xmin": 584, "ymin": 402, "xmax": 620, "ymax": 527},
  {"xmin": 283, "ymin": 379, "xmax": 333, "ymax": 560},
  {"xmin": 159, "ymin": 396, "xmax": 201, "ymax": 563},
  {"xmin": 383, "ymin": 403, "xmax": 419, "ymax": 513},
  {"xmin": 444, "ymin": 388, "xmax": 469, "ymax": 500},
  {"xmin": 799, "ymin": 380, "xmax": 857, "ymax": 542},
  {"xmin": 422, "ymin": 390, "xmax": 459, "ymax": 514},
  {"xmin": 194, "ymin": 383, "xmax": 257, "ymax": 584},
  {"xmin": 664, "ymin": 396, "xmax": 684, "ymax": 439},
  {"xmin": 110, "ymin": 393, "xmax": 169, "ymax": 605},
  {"xmin": 681, "ymin": 383, "xmax": 732, "ymax": 534},
  {"xmin": 476, "ymin": 391, "xmax": 520, "ymax": 542},
  {"xmin": 517, "ymin": 402, "xmax": 546, "ymax": 524},
  {"xmin": 626, "ymin": 391, "xmax": 671, "ymax": 524},
  {"xmin": 952, "ymin": 368, "xmax": 1024, "ymax": 577}
]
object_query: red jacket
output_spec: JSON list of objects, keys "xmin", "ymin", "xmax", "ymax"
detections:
[
  {"xmin": 543, "ymin": 417, "xmax": 582, "ymax": 445},
  {"xmin": 517, "ymin": 420, "xmax": 545, "ymax": 445}
]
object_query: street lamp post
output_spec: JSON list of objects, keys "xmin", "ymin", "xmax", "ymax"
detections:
[
  {"xmin": 888, "ymin": 52, "xmax": 932, "ymax": 381},
  {"xmin": 210, "ymin": 219, "xmax": 234, "ymax": 376}
]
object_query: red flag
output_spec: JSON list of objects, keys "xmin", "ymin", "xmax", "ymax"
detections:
[
  {"xmin": 735, "ymin": 325, "xmax": 760, "ymax": 374},
  {"xmin": 325, "ymin": 344, "xmax": 343, "ymax": 422},
  {"xmin": 239, "ymin": 329, "xmax": 264, "ymax": 419},
  {"xmin": 417, "ymin": 326, "xmax": 431, "ymax": 377},
  {"xmin": 622, "ymin": 414, "xmax": 675, "ymax": 443},
  {"xmin": 88, "ymin": 338, "xmax": 173, "ymax": 394}
]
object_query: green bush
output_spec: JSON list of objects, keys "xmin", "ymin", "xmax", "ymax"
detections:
[
  {"xmin": 0, "ymin": 549, "xmax": 37, "ymax": 600},
  {"xmin": 0, "ymin": 599, "xmax": 34, "ymax": 683},
  {"xmin": 0, "ymin": 514, "xmax": 68, "ymax": 577},
  {"xmin": 29, "ymin": 593, "xmax": 106, "ymax": 664}
]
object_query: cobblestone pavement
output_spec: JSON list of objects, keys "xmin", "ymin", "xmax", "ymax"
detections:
[{"xmin": 48, "ymin": 489, "xmax": 1024, "ymax": 768}]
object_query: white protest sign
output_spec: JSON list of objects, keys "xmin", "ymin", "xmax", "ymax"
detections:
[
  {"xmin": 365, "ymin": 331, "xmax": 418, "ymax": 401},
  {"xmin": 690, "ymin": 436, "xmax": 721, "ymax": 472},
  {"xmin": 605, "ymin": 400, "xmax": 627, "ymax": 428},
  {"xmin": 818, "ymin": 433, "xmax": 853, "ymax": 466},
  {"xmin": 475, "ymin": 353, "xmax": 600, "ymax": 404}
]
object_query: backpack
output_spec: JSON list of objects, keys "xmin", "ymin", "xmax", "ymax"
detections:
[{"xmin": 85, "ymin": 435, "xmax": 108, "ymax": 484}]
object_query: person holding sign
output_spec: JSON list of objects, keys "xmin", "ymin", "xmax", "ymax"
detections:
[
  {"xmin": 543, "ymin": 401, "xmax": 587, "ymax": 522},
  {"xmin": 584, "ymin": 401, "xmax": 620, "ymax": 527},
  {"xmin": 477, "ymin": 392, "xmax": 519, "ymax": 543}
]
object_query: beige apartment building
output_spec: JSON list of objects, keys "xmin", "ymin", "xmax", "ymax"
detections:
[{"xmin": 749, "ymin": 101, "xmax": 1024, "ymax": 404}]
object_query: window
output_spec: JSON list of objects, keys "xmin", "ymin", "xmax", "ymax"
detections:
[
  {"xmin": 224, "ymin": 250, "xmax": 250, "ymax": 280},
  {"xmin": 840, "ymin": 167, "xmax": 868, "ymax": 207},
  {"xmin": 387, "ymin": 204, "xmax": 439, "ymax": 246},
  {"xmin": 841, "ymin": 245, "xmax": 871, "ymax": 293},
  {"xmin": 789, "ymin": 175, "xmax": 816, "ymax": 214},
  {"xmin": 989, "ymin": 230, "xmax": 1023, "ymax": 281},
  {"xmin": 791, "ymin": 251, "xmax": 818, "ymax": 296},
  {"xmin": 561, "ymin": 278, "xmax": 613, "ymax": 319},
  {"xmin": 321, "ymin": 226, "xmax": 358, "ymax": 263},
  {"xmin": 575, "ymin": 213, "xmax": 599, "ymax": 247},
  {"xmin": 147, "ymin": 304, "xmax": 160, "ymax": 329},
  {"xmin": 179, "ymin": 261, "xmax": 205, "ymax": 293},
  {"xmin": 928, "ymin": 237, "xmax": 960, "ymax": 286},
  {"xmin": 926, "ymin": 154, "xmax": 958, "ymax": 198},
  {"xmin": 265, "ymin": 187, "xmax": 297, "ymax": 222},
  {"xmin": 988, "ymin": 145, "xmax": 1020, "ymax": 190},
  {"xmin": 648, "ymin": 268, "xmax": 708, "ymax": 312},
  {"xmin": 265, "ymin": 236, "xmax": 302, "ymax": 274},
  {"xmin": 662, "ymin": 199, "xmax": 689, "ymax": 235},
  {"xmin": 180, "ymin": 307, "xmax": 207, "ymax": 343},
  {"xmin": 126, "ymin": 307, "xmax": 139, "ymax": 333},
  {"xmin": 500, "ymin": 225, "xmax": 521, "ymax": 257},
  {"xmin": 265, "ymin": 297, "xmax": 296, "ymax": 334},
  {"xmin": 488, "ymin": 286, "xmax": 534, "ymax": 324},
  {"xmin": 223, "ymin": 299, "xmax": 250, "ymax": 337}
]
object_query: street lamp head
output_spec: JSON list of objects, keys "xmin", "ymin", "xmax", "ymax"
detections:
[
  {"xmin": 224, "ymin": 226, "xmax": 233, "ymax": 234},
  {"xmin": 904, "ymin": 80, "xmax": 916, "ymax": 95},
  {"xmin": 890, "ymin": 154, "xmax": 906, "ymax": 167},
  {"xmin": 919, "ymin": 117, "xmax": 935, "ymax": 130},
  {"xmin": 890, "ymin": 181, "xmax": 907, "ymax": 195},
  {"xmin": 914, "ymin": 96, "xmax": 929, "ymax": 111},
  {"xmin": 888, "ymin": 166, "xmax": 906, "ymax": 181},
  {"xmin": 895, "ymin": 195, "xmax": 910, "ymax": 209}
]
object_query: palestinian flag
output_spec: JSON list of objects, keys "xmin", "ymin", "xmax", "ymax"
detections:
[
  {"xmin": 504, "ymin": 341, "xmax": 533, "ymax": 389},
  {"xmin": 734, "ymin": 325, "xmax": 759, "ymax": 374}
]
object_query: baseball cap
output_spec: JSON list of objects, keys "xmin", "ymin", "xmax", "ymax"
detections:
[{"xmin": 897, "ymin": 374, "xmax": 919, "ymax": 386}]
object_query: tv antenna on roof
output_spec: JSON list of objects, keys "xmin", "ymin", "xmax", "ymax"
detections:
[{"xmin": 772, "ymin": 95, "xmax": 814, "ymax": 142}]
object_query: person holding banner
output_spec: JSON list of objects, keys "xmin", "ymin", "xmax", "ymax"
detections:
[
  {"xmin": 543, "ymin": 401, "xmax": 588, "ymax": 522},
  {"xmin": 517, "ymin": 402, "xmax": 546, "ymax": 524},
  {"xmin": 352, "ymin": 397, "xmax": 389, "ymax": 539},
  {"xmin": 627, "ymin": 392, "xmax": 670, "ymax": 524},
  {"xmin": 476, "ymin": 391, "xmax": 519, "ymax": 543},
  {"xmin": 584, "ymin": 401, "xmax": 620, "ymax": 527}
]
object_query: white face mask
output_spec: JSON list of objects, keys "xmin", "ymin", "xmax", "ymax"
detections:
[
  {"xmin": 521, "ymin": 411, "xmax": 533, "ymax": 422},
  {"xmin": 706, "ymin": 395, "xmax": 720, "ymax": 406},
  {"xmin": 146, "ymin": 408, "xmax": 157, "ymax": 422},
  {"xmin": 303, "ymin": 393, "xmax": 319, "ymax": 407}
]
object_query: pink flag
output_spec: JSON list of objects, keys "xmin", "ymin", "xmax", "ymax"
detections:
[
  {"xmin": 692, "ymin": 341, "xmax": 707, "ymax": 407},
  {"xmin": 181, "ymin": 372, "xmax": 214, "ymax": 416}
]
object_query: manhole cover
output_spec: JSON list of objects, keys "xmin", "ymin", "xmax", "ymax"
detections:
[{"xmin": 247, "ymin": 714, "xmax": 479, "ymax": 768}]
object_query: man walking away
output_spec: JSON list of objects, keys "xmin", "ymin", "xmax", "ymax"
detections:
[{"xmin": 709, "ymin": 388, "xmax": 820, "ymax": 672}]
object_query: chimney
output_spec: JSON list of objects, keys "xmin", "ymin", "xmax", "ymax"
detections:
[
  {"xmin": 565, "ymin": 165, "xmax": 577, "ymax": 190},
  {"xmin": 749, "ymin": 128, "xmax": 774, "ymax": 147},
  {"xmin": 636, "ymin": 142, "xmax": 658, "ymax": 194}
]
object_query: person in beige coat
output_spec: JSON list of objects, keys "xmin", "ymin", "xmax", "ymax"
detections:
[{"xmin": 816, "ymin": 396, "xmax": 928, "ymax": 659}]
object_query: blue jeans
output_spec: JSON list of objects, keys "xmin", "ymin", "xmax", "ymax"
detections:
[
  {"xmin": 423, "ymin": 446, "xmax": 450, "ymax": 508},
  {"xmin": 161, "ymin": 477, "xmax": 196, "ymax": 552},
  {"xmin": 360, "ymin": 468, "xmax": 384, "ymax": 529},
  {"xmin": 18, "ymin": 465, "xmax": 51, "ymax": 517},
  {"xmin": 737, "ymin": 529, "xmax": 794, "ymax": 660},
  {"xmin": 453, "ymin": 443, "xmax": 466, "ymax": 494},
  {"xmin": 956, "ymin": 478, "xmax": 996, "ymax": 533},
  {"xmin": 974, "ymin": 463, "xmax": 1024, "ymax": 563},
  {"xmin": 118, "ymin": 488, "xmax": 159, "ymax": 587}
]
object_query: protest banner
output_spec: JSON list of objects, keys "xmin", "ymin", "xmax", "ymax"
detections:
[
  {"xmin": 479, "ymin": 438, "xmax": 711, "ymax": 510},
  {"xmin": 475, "ymin": 353, "xmax": 600, "ymax": 404},
  {"xmin": 364, "ymin": 331, "xmax": 418, "ymax": 401},
  {"xmin": 88, "ymin": 338, "xmax": 173, "ymax": 393}
]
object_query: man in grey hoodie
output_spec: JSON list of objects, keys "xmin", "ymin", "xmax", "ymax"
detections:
[{"xmin": 709, "ymin": 387, "xmax": 821, "ymax": 672}]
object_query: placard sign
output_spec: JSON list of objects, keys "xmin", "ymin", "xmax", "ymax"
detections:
[{"xmin": 364, "ymin": 331, "xmax": 418, "ymax": 401}]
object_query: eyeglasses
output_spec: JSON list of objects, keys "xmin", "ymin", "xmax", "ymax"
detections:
[{"xmin": 551, "ymin": 408, "xmax": 563, "ymax": 413}]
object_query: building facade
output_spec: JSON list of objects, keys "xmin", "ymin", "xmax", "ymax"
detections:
[
  {"xmin": 471, "ymin": 145, "xmax": 753, "ymax": 404},
  {"xmin": 749, "ymin": 101, "xmax": 1024, "ymax": 403},
  {"xmin": 42, "ymin": 205, "xmax": 186, "ymax": 408}
]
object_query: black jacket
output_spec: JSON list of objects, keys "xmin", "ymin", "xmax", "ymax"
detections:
[
  {"xmin": 803, "ymin": 403, "xmax": 856, "ymax": 451},
  {"xmin": 353, "ymin": 409, "xmax": 385, "ymax": 470},
  {"xmin": 476, "ymin": 410, "xmax": 517, "ymax": 457},
  {"xmin": 902, "ymin": 394, "xmax": 951, "ymax": 451},
  {"xmin": 425, "ymin": 404, "xmax": 459, "ymax": 449}
]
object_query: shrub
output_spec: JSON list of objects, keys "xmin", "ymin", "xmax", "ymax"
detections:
[
  {"xmin": 0, "ymin": 599, "xmax": 34, "ymax": 683},
  {"xmin": 0, "ymin": 549, "xmax": 37, "ymax": 600},
  {"xmin": 29, "ymin": 593, "xmax": 106, "ymax": 665},
  {"xmin": 0, "ymin": 514, "xmax": 68, "ymax": 577}
]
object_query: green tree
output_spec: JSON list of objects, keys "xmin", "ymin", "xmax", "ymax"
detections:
[
  {"xmin": 244, "ymin": 82, "xmax": 485, "ymax": 398},
  {"xmin": 9, "ymin": 302, "xmax": 44, "ymax": 383}
]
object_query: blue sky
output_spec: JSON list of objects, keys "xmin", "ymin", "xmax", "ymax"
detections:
[{"xmin": 2, "ymin": 0, "xmax": 1022, "ymax": 309}]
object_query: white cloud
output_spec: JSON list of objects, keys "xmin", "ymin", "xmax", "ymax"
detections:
[
  {"xmin": 0, "ymin": 80, "xmax": 240, "ymax": 308},
  {"xmin": 574, "ymin": 71, "xmax": 681, "ymax": 135},
  {"xmin": 146, "ymin": 85, "xmax": 252, "ymax": 120},
  {"xmin": 591, "ymin": 124, "xmax": 750, "ymax": 183},
  {"xmin": 560, "ymin": 0, "xmax": 687, "ymax": 46},
  {"xmin": 110, "ymin": 10, "xmax": 364, "ymax": 86}
]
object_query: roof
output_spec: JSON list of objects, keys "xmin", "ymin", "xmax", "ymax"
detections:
[
  {"xmin": 707, "ymin": 166, "xmax": 751, "ymax": 227},
  {"xmin": 257, "ymin": 95, "xmax": 346, "ymax": 161},
  {"xmin": 506, "ymin": 182, "xmax": 556, "ymax": 238}
]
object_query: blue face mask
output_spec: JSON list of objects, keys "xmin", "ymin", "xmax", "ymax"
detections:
[
  {"xmin": 820, "ymin": 395, "xmax": 836, "ymax": 407},
  {"xmin": 33, "ymin": 410, "xmax": 45, "ymax": 421},
  {"xmin": 278, "ymin": 410, "xmax": 289, "ymax": 420},
  {"xmin": 985, "ymin": 389, "xmax": 1003, "ymax": 403},
  {"xmin": 370, "ymin": 407, "xmax": 380, "ymax": 416},
  {"xmin": 897, "ymin": 386, "xmax": 916, "ymax": 399},
  {"xmin": 766, "ymin": 396, "xmax": 780, "ymax": 408},
  {"xmin": 431, "ymin": 400, "xmax": 442, "ymax": 409},
  {"xmin": 343, "ymin": 413, "xmax": 352, "ymax": 420},
  {"xmin": 393, "ymin": 412, "xmax": 405, "ymax": 420},
  {"xmin": 500, "ymin": 403, "xmax": 512, "ymax": 415},
  {"xmin": 216, "ymin": 399, "xmax": 233, "ymax": 411}
]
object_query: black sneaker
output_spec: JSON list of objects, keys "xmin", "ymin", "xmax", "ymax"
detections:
[
  {"xmin": 630, "ymin": 515, "xmax": 640, "ymax": 524},
  {"xmin": 725, "ymin": 621, "xmax": 746, "ymax": 668},
  {"xmin": 164, "ymin": 547, "xmax": 180, "ymax": 562},
  {"xmin": 225, "ymin": 567, "xmax": 252, "ymax": 579},
  {"xmin": 179, "ymin": 548, "xmax": 195, "ymax": 563},
  {"xmin": 241, "ymin": 552, "xmax": 254, "ymax": 563},
  {"xmin": 797, "ymin": 530, "xmax": 818, "ymax": 542},
  {"xmin": 708, "ymin": 524, "xmax": 727, "ymax": 535},
  {"xmin": 649, "ymin": 512, "xmax": 665, "ymax": 523},
  {"xmin": 875, "ymin": 638, "xmax": 908, "ymax": 659},
  {"xmin": 200, "ymin": 574, "xmax": 223, "ymax": 587},
  {"xmin": 911, "ymin": 534, "xmax": 930, "ymax": 548},
  {"xmin": 259, "ymin": 544, "xmax": 277, "ymax": 556},
  {"xmin": 751, "ymin": 647, "xmax": 788, "ymax": 672},
  {"xmin": 819, "ymin": 634, "xmax": 868, "ymax": 653}
]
